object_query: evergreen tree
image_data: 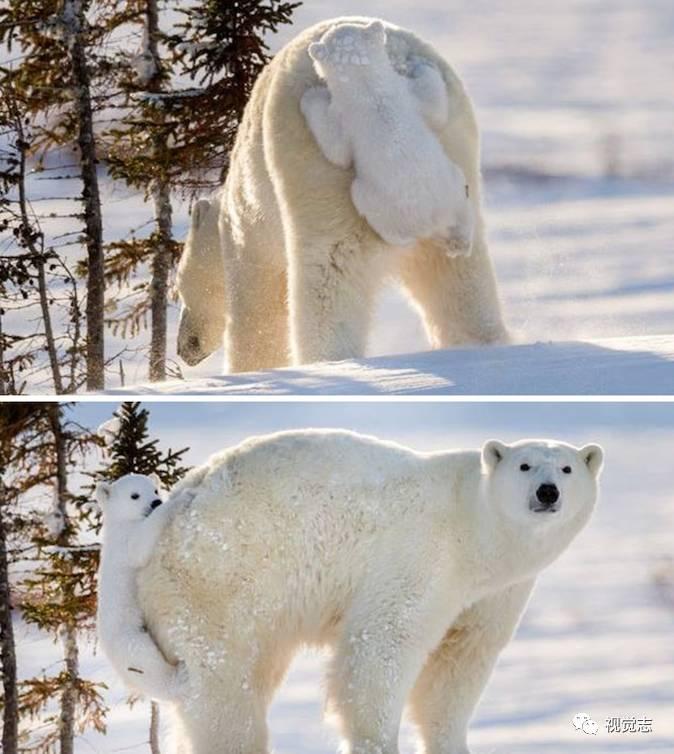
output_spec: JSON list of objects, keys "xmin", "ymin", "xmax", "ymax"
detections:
[
  {"xmin": 0, "ymin": 0, "xmax": 135, "ymax": 391},
  {"xmin": 0, "ymin": 76, "xmax": 84, "ymax": 394},
  {"xmin": 167, "ymin": 0, "xmax": 301, "ymax": 188},
  {"xmin": 0, "ymin": 404, "xmax": 105, "ymax": 754}
]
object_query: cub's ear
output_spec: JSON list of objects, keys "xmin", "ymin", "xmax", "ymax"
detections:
[
  {"xmin": 95, "ymin": 482, "xmax": 111, "ymax": 509},
  {"xmin": 149, "ymin": 473, "xmax": 162, "ymax": 491},
  {"xmin": 481, "ymin": 440, "xmax": 509, "ymax": 473},
  {"xmin": 366, "ymin": 20, "xmax": 386, "ymax": 42},
  {"xmin": 579, "ymin": 444, "xmax": 604, "ymax": 478},
  {"xmin": 308, "ymin": 41, "xmax": 328, "ymax": 62},
  {"xmin": 192, "ymin": 199, "xmax": 211, "ymax": 230}
]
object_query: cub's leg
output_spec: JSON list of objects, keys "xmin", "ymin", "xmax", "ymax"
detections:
[
  {"xmin": 300, "ymin": 86, "xmax": 353, "ymax": 169},
  {"xmin": 112, "ymin": 627, "xmax": 186, "ymax": 702},
  {"xmin": 407, "ymin": 57, "xmax": 449, "ymax": 130},
  {"xmin": 408, "ymin": 580, "xmax": 534, "ymax": 754}
]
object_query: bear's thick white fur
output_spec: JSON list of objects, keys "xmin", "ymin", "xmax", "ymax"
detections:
[
  {"xmin": 136, "ymin": 431, "xmax": 603, "ymax": 754},
  {"xmin": 96, "ymin": 474, "xmax": 187, "ymax": 702},
  {"xmin": 176, "ymin": 16, "xmax": 508, "ymax": 373},
  {"xmin": 302, "ymin": 21, "xmax": 474, "ymax": 251}
]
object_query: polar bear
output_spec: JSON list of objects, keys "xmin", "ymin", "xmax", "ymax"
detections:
[
  {"xmin": 301, "ymin": 21, "xmax": 474, "ymax": 251},
  {"xmin": 96, "ymin": 474, "xmax": 187, "ymax": 702},
  {"xmin": 136, "ymin": 431, "xmax": 603, "ymax": 753},
  {"xmin": 176, "ymin": 17, "xmax": 508, "ymax": 373}
]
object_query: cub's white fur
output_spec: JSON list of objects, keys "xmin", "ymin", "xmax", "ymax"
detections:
[
  {"xmin": 176, "ymin": 17, "xmax": 508, "ymax": 373},
  {"xmin": 137, "ymin": 431, "xmax": 603, "ymax": 754},
  {"xmin": 302, "ymin": 21, "xmax": 474, "ymax": 251},
  {"xmin": 96, "ymin": 474, "xmax": 186, "ymax": 702}
]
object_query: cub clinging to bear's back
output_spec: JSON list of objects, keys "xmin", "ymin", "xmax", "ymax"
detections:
[
  {"xmin": 301, "ymin": 20, "xmax": 474, "ymax": 251},
  {"xmin": 95, "ymin": 473, "xmax": 186, "ymax": 702}
]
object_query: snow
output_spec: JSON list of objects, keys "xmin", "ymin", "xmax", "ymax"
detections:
[
  {"xmin": 3, "ymin": 0, "xmax": 674, "ymax": 394},
  {"xmin": 107, "ymin": 333, "xmax": 674, "ymax": 395},
  {"xmin": 14, "ymin": 402, "xmax": 674, "ymax": 753}
]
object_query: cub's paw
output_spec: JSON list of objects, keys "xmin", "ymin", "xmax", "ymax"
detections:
[{"xmin": 300, "ymin": 85, "xmax": 330, "ymax": 117}]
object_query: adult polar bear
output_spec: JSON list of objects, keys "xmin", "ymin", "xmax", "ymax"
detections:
[
  {"xmin": 176, "ymin": 17, "xmax": 508, "ymax": 373},
  {"xmin": 136, "ymin": 432, "xmax": 603, "ymax": 753}
]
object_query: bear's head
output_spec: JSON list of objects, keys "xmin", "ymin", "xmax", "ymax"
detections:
[
  {"xmin": 96, "ymin": 473, "xmax": 164, "ymax": 524},
  {"xmin": 176, "ymin": 197, "xmax": 226, "ymax": 367},
  {"xmin": 308, "ymin": 21, "xmax": 388, "ymax": 82},
  {"xmin": 481, "ymin": 439, "xmax": 603, "ymax": 530}
]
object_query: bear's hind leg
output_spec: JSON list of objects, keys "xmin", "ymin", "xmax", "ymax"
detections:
[
  {"xmin": 326, "ymin": 578, "xmax": 457, "ymax": 754},
  {"xmin": 288, "ymin": 228, "xmax": 390, "ymax": 364},
  {"xmin": 398, "ymin": 231, "xmax": 509, "ymax": 349}
]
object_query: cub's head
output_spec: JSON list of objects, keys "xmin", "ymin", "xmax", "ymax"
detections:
[
  {"xmin": 309, "ymin": 21, "xmax": 388, "ymax": 80},
  {"xmin": 96, "ymin": 473, "xmax": 164, "ymax": 524},
  {"xmin": 176, "ymin": 197, "xmax": 225, "ymax": 366},
  {"xmin": 481, "ymin": 439, "xmax": 603, "ymax": 528}
]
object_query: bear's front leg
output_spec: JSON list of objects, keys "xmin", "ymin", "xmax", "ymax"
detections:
[
  {"xmin": 300, "ymin": 86, "xmax": 353, "ymax": 169},
  {"xmin": 408, "ymin": 580, "xmax": 535, "ymax": 754}
]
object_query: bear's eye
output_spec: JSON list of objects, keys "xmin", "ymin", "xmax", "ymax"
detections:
[
  {"xmin": 562, "ymin": 466, "xmax": 572, "ymax": 474},
  {"xmin": 520, "ymin": 463, "xmax": 531, "ymax": 472},
  {"xmin": 131, "ymin": 493, "xmax": 140, "ymax": 500}
]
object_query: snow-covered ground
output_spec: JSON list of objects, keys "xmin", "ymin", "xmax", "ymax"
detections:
[
  {"xmin": 5, "ymin": 0, "xmax": 674, "ymax": 394},
  {"xmin": 110, "ymin": 334, "xmax": 674, "ymax": 395},
  {"xmin": 15, "ymin": 402, "xmax": 674, "ymax": 753}
]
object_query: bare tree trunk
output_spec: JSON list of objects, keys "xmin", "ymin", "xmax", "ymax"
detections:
[
  {"xmin": 145, "ymin": 0, "xmax": 173, "ymax": 383},
  {"xmin": 47, "ymin": 405, "xmax": 77, "ymax": 754},
  {"xmin": 66, "ymin": 0, "xmax": 105, "ymax": 391},
  {"xmin": 149, "ymin": 701, "xmax": 161, "ymax": 754},
  {"xmin": 0, "ymin": 313, "xmax": 6, "ymax": 396},
  {"xmin": 35, "ymin": 257, "xmax": 64, "ymax": 394},
  {"xmin": 5, "ymin": 84, "xmax": 64, "ymax": 394},
  {"xmin": 0, "ymin": 478, "xmax": 19, "ymax": 754},
  {"xmin": 149, "ymin": 180, "xmax": 172, "ymax": 382}
]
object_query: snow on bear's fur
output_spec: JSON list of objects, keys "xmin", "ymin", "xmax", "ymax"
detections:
[
  {"xmin": 302, "ymin": 21, "xmax": 474, "ymax": 251},
  {"xmin": 96, "ymin": 474, "xmax": 187, "ymax": 702},
  {"xmin": 136, "ymin": 431, "xmax": 603, "ymax": 753},
  {"xmin": 176, "ymin": 17, "xmax": 508, "ymax": 374}
]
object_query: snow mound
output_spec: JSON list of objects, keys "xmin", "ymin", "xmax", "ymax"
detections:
[{"xmin": 105, "ymin": 334, "xmax": 674, "ymax": 396}]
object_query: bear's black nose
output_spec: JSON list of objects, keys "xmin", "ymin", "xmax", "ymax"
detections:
[
  {"xmin": 536, "ymin": 484, "xmax": 559, "ymax": 505},
  {"xmin": 150, "ymin": 499, "xmax": 162, "ymax": 510}
]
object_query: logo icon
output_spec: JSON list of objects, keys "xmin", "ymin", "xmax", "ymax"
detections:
[{"xmin": 573, "ymin": 713, "xmax": 599, "ymax": 735}]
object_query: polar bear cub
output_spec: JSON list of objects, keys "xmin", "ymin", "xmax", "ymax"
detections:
[
  {"xmin": 96, "ymin": 474, "xmax": 186, "ymax": 702},
  {"xmin": 301, "ymin": 20, "xmax": 474, "ymax": 251}
]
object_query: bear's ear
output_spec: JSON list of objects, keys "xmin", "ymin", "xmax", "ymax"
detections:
[
  {"xmin": 192, "ymin": 199, "xmax": 211, "ymax": 231},
  {"xmin": 95, "ymin": 482, "xmax": 111, "ymax": 509},
  {"xmin": 149, "ymin": 473, "xmax": 162, "ymax": 492},
  {"xmin": 481, "ymin": 440, "xmax": 508, "ymax": 473},
  {"xmin": 579, "ymin": 444, "xmax": 604, "ymax": 478},
  {"xmin": 365, "ymin": 20, "xmax": 386, "ymax": 43},
  {"xmin": 308, "ymin": 42, "xmax": 328, "ymax": 62}
]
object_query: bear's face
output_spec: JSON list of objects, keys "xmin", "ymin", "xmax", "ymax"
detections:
[
  {"xmin": 96, "ymin": 473, "xmax": 164, "ymax": 524},
  {"xmin": 176, "ymin": 198, "xmax": 226, "ymax": 366},
  {"xmin": 481, "ymin": 439, "xmax": 603, "ymax": 528},
  {"xmin": 308, "ymin": 21, "xmax": 388, "ymax": 82}
]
